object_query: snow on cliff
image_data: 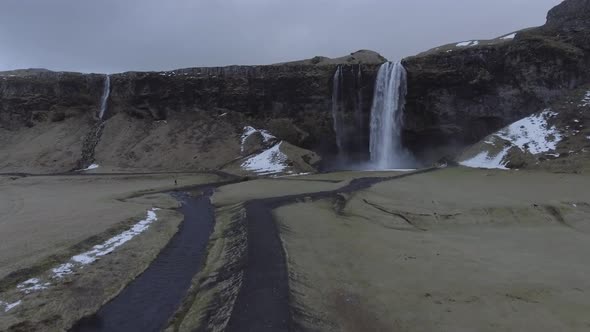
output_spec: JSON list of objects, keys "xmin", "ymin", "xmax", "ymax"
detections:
[
  {"xmin": 456, "ymin": 40, "xmax": 479, "ymax": 47},
  {"xmin": 500, "ymin": 33, "xmax": 517, "ymax": 40},
  {"xmin": 241, "ymin": 142, "xmax": 288, "ymax": 175},
  {"xmin": 240, "ymin": 126, "xmax": 275, "ymax": 153},
  {"xmin": 460, "ymin": 110, "xmax": 562, "ymax": 169}
]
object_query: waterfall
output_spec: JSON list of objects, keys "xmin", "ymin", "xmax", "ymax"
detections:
[
  {"xmin": 355, "ymin": 64, "xmax": 363, "ymax": 152},
  {"xmin": 331, "ymin": 65, "xmax": 345, "ymax": 155},
  {"xmin": 98, "ymin": 75, "xmax": 110, "ymax": 120},
  {"xmin": 369, "ymin": 61, "xmax": 409, "ymax": 169}
]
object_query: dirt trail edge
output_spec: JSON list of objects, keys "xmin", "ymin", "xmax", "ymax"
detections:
[{"xmin": 226, "ymin": 167, "xmax": 440, "ymax": 332}]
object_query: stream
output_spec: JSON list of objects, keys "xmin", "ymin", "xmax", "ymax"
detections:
[{"xmin": 70, "ymin": 189, "xmax": 215, "ymax": 332}]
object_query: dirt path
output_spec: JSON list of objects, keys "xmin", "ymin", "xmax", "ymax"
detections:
[{"xmin": 226, "ymin": 168, "xmax": 437, "ymax": 331}]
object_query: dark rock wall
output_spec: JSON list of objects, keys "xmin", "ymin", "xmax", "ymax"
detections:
[
  {"xmin": 108, "ymin": 64, "xmax": 381, "ymax": 154},
  {"xmin": 403, "ymin": 0, "xmax": 590, "ymax": 160},
  {"xmin": 0, "ymin": 72, "xmax": 105, "ymax": 129},
  {"xmin": 0, "ymin": 63, "xmax": 382, "ymax": 165},
  {"xmin": 546, "ymin": 0, "xmax": 590, "ymax": 29}
]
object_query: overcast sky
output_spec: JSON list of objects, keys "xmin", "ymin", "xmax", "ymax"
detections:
[{"xmin": 0, "ymin": 0, "xmax": 562, "ymax": 73}]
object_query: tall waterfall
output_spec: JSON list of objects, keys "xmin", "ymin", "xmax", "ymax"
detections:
[
  {"xmin": 331, "ymin": 65, "xmax": 345, "ymax": 155},
  {"xmin": 98, "ymin": 75, "xmax": 110, "ymax": 120},
  {"xmin": 369, "ymin": 61, "xmax": 408, "ymax": 169},
  {"xmin": 355, "ymin": 64, "xmax": 363, "ymax": 152}
]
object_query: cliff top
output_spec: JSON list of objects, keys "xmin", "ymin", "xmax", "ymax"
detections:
[
  {"xmin": 1, "ymin": 50, "xmax": 387, "ymax": 77},
  {"xmin": 274, "ymin": 50, "xmax": 387, "ymax": 66},
  {"xmin": 546, "ymin": 0, "xmax": 590, "ymax": 28},
  {"xmin": 0, "ymin": 68, "xmax": 52, "ymax": 77},
  {"xmin": 413, "ymin": 28, "xmax": 535, "ymax": 57},
  {"xmin": 410, "ymin": 0, "xmax": 590, "ymax": 59}
]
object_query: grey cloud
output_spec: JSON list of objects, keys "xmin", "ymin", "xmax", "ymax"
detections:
[{"xmin": 0, "ymin": 0, "xmax": 562, "ymax": 73}]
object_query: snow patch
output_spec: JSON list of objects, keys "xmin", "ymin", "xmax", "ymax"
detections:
[
  {"xmin": 17, "ymin": 278, "xmax": 50, "ymax": 294},
  {"xmin": 274, "ymin": 172, "xmax": 313, "ymax": 178},
  {"xmin": 460, "ymin": 147, "xmax": 510, "ymax": 170},
  {"xmin": 500, "ymin": 33, "xmax": 516, "ymax": 40},
  {"xmin": 456, "ymin": 40, "xmax": 479, "ymax": 47},
  {"xmin": 5, "ymin": 300, "xmax": 21, "ymax": 312},
  {"xmin": 0, "ymin": 300, "xmax": 21, "ymax": 312},
  {"xmin": 495, "ymin": 110, "xmax": 562, "ymax": 154},
  {"xmin": 159, "ymin": 71, "xmax": 177, "ymax": 77},
  {"xmin": 240, "ymin": 126, "xmax": 275, "ymax": 153},
  {"xmin": 241, "ymin": 142, "xmax": 288, "ymax": 175},
  {"xmin": 80, "ymin": 163, "xmax": 99, "ymax": 171},
  {"xmin": 460, "ymin": 110, "xmax": 562, "ymax": 170},
  {"xmin": 580, "ymin": 91, "xmax": 590, "ymax": 107},
  {"xmin": 52, "ymin": 263, "xmax": 74, "ymax": 279},
  {"xmin": 4, "ymin": 208, "xmax": 161, "ymax": 304},
  {"xmin": 67, "ymin": 208, "xmax": 160, "ymax": 268}
]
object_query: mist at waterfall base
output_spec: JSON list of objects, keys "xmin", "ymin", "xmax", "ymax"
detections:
[{"xmin": 326, "ymin": 61, "xmax": 418, "ymax": 171}]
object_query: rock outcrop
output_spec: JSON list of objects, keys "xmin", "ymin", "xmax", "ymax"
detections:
[
  {"xmin": 403, "ymin": 0, "xmax": 590, "ymax": 162},
  {"xmin": 458, "ymin": 86, "xmax": 590, "ymax": 173},
  {"xmin": 546, "ymin": 0, "xmax": 590, "ymax": 29},
  {"xmin": 0, "ymin": 71, "xmax": 106, "ymax": 172},
  {"xmin": 0, "ymin": 71, "xmax": 105, "ymax": 129}
]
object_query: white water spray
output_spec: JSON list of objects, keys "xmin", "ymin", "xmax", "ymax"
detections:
[
  {"xmin": 331, "ymin": 65, "xmax": 345, "ymax": 154},
  {"xmin": 98, "ymin": 75, "xmax": 110, "ymax": 120},
  {"xmin": 355, "ymin": 64, "xmax": 364, "ymax": 150},
  {"xmin": 369, "ymin": 61, "xmax": 411, "ymax": 169}
]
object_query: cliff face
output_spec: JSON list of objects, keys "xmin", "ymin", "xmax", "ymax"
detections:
[
  {"xmin": 0, "ymin": 71, "xmax": 107, "ymax": 172},
  {"xmin": 108, "ymin": 58, "xmax": 383, "ymax": 154},
  {"xmin": 0, "ymin": 51, "xmax": 384, "ymax": 172},
  {"xmin": 546, "ymin": 0, "xmax": 590, "ymax": 29},
  {"xmin": 0, "ymin": 71, "xmax": 104, "ymax": 129},
  {"xmin": 403, "ymin": 0, "xmax": 590, "ymax": 160}
]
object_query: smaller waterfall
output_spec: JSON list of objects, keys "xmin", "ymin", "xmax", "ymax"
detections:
[
  {"xmin": 331, "ymin": 65, "xmax": 345, "ymax": 155},
  {"xmin": 98, "ymin": 75, "xmax": 110, "ymax": 120},
  {"xmin": 369, "ymin": 61, "xmax": 410, "ymax": 169}
]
